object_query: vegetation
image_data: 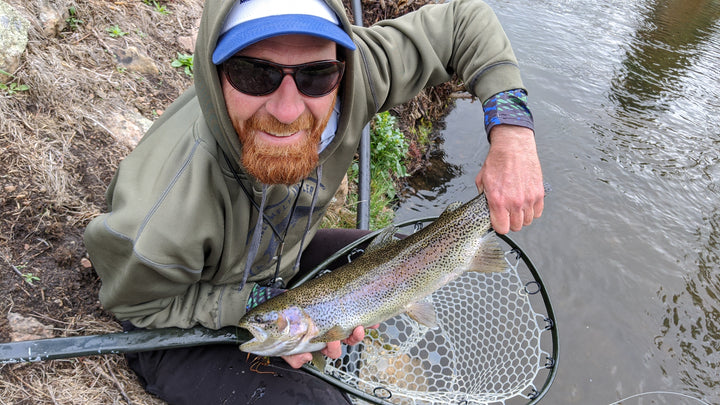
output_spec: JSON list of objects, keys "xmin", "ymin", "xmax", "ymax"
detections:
[
  {"xmin": 171, "ymin": 52, "xmax": 194, "ymax": 77},
  {"xmin": 105, "ymin": 24, "xmax": 127, "ymax": 38},
  {"xmin": 0, "ymin": 69, "xmax": 29, "ymax": 96},
  {"xmin": 65, "ymin": 6, "xmax": 83, "ymax": 31},
  {"xmin": 323, "ymin": 112, "xmax": 410, "ymax": 231}
]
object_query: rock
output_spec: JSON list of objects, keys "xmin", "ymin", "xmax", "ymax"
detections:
[
  {"xmin": 113, "ymin": 46, "xmax": 160, "ymax": 75},
  {"xmin": 0, "ymin": 1, "xmax": 30, "ymax": 84},
  {"xmin": 177, "ymin": 34, "xmax": 197, "ymax": 53},
  {"xmin": 38, "ymin": 0, "xmax": 67, "ymax": 38},
  {"xmin": 100, "ymin": 107, "xmax": 153, "ymax": 147},
  {"xmin": 7, "ymin": 312, "xmax": 54, "ymax": 341}
]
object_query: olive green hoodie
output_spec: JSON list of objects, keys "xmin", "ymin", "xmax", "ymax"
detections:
[{"xmin": 84, "ymin": 0, "xmax": 526, "ymax": 330}]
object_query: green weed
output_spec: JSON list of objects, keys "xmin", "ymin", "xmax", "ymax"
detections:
[
  {"xmin": 106, "ymin": 25, "xmax": 127, "ymax": 38},
  {"xmin": 171, "ymin": 53, "xmax": 194, "ymax": 77},
  {"xmin": 0, "ymin": 69, "xmax": 30, "ymax": 95},
  {"xmin": 66, "ymin": 6, "xmax": 83, "ymax": 31},
  {"xmin": 144, "ymin": 0, "xmax": 170, "ymax": 15},
  {"xmin": 22, "ymin": 273, "xmax": 40, "ymax": 285}
]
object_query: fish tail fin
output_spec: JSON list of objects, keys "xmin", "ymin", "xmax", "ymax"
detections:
[{"xmin": 467, "ymin": 233, "xmax": 507, "ymax": 273}]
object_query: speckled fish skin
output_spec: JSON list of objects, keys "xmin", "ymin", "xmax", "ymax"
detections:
[{"xmin": 238, "ymin": 193, "xmax": 507, "ymax": 357}]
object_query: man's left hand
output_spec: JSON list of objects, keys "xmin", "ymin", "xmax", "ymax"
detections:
[
  {"xmin": 281, "ymin": 324, "xmax": 378, "ymax": 369},
  {"xmin": 476, "ymin": 125, "xmax": 544, "ymax": 234}
]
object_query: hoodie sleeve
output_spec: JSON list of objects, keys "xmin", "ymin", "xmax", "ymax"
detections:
[
  {"xmin": 84, "ymin": 104, "xmax": 256, "ymax": 330},
  {"xmin": 351, "ymin": 0, "xmax": 524, "ymax": 112}
]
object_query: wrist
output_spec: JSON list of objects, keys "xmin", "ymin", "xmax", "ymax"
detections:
[{"xmin": 483, "ymin": 89, "xmax": 534, "ymax": 140}]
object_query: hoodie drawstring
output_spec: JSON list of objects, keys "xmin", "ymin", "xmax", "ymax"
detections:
[
  {"xmin": 293, "ymin": 165, "xmax": 322, "ymax": 273},
  {"xmin": 241, "ymin": 184, "xmax": 268, "ymax": 287}
]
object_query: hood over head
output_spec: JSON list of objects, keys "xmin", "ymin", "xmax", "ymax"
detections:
[{"xmin": 193, "ymin": 0, "xmax": 358, "ymax": 174}]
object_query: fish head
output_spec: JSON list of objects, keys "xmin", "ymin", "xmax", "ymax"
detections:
[{"xmin": 238, "ymin": 305, "xmax": 321, "ymax": 356}]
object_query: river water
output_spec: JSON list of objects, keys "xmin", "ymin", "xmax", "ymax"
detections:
[{"xmin": 395, "ymin": 0, "xmax": 720, "ymax": 403}]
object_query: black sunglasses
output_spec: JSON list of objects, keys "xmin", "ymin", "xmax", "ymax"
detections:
[{"xmin": 222, "ymin": 56, "xmax": 345, "ymax": 97}]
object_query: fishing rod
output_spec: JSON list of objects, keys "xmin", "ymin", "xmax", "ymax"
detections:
[{"xmin": 0, "ymin": 225, "xmax": 558, "ymax": 405}]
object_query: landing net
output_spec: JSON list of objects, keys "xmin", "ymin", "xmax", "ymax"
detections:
[{"xmin": 301, "ymin": 221, "xmax": 558, "ymax": 405}]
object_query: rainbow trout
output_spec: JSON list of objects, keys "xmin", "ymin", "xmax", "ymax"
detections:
[{"xmin": 238, "ymin": 192, "xmax": 507, "ymax": 357}]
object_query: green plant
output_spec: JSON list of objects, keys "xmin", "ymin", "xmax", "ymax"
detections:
[
  {"xmin": 145, "ymin": 0, "xmax": 170, "ymax": 15},
  {"xmin": 22, "ymin": 273, "xmax": 40, "ymax": 285},
  {"xmin": 413, "ymin": 118, "xmax": 432, "ymax": 148},
  {"xmin": 171, "ymin": 53, "xmax": 194, "ymax": 77},
  {"xmin": 0, "ymin": 82, "xmax": 30, "ymax": 95},
  {"xmin": 106, "ymin": 24, "xmax": 127, "ymax": 38},
  {"xmin": 66, "ymin": 6, "xmax": 84, "ymax": 31},
  {"xmin": 0, "ymin": 69, "xmax": 30, "ymax": 95},
  {"xmin": 370, "ymin": 111, "xmax": 409, "ymax": 199}
]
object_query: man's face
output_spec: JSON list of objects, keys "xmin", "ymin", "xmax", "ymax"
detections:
[{"xmin": 221, "ymin": 34, "xmax": 339, "ymax": 185}]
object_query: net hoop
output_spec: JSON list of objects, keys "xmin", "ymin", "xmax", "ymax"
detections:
[{"xmin": 294, "ymin": 217, "xmax": 559, "ymax": 405}]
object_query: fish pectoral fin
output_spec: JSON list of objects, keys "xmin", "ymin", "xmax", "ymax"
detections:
[
  {"xmin": 405, "ymin": 301, "xmax": 438, "ymax": 329},
  {"xmin": 310, "ymin": 325, "xmax": 347, "ymax": 344},
  {"xmin": 467, "ymin": 233, "xmax": 507, "ymax": 273},
  {"xmin": 365, "ymin": 225, "xmax": 399, "ymax": 253},
  {"xmin": 310, "ymin": 351, "xmax": 327, "ymax": 370}
]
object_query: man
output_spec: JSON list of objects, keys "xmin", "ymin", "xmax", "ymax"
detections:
[{"xmin": 84, "ymin": 0, "xmax": 544, "ymax": 403}]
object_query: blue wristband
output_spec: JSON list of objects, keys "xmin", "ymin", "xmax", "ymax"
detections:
[
  {"xmin": 246, "ymin": 284, "xmax": 286, "ymax": 312},
  {"xmin": 482, "ymin": 89, "xmax": 534, "ymax": 139}
]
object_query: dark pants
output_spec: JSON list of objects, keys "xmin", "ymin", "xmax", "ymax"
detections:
[{"xmin": 124, "ymin": 228, "xmax": 372, "ymax": 405}]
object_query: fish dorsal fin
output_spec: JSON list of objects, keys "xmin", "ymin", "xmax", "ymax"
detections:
[
  {"xmin": 405, "ymin": 300, "xmax": 438, "ymax": 329},
  {"xmin": 310, "ymin": 325, "xmax": 347, "ymax": 343},
  {"xmin": 439, "ymin": 201, "xmax": 463, "ymax": 218},
  {"xmin": 467, "ymin": 233, "xmax": 507, "ymax": 273},
  {"xmin": 365, "ymin": 225, "xmax": 399, "ymax": 253}
]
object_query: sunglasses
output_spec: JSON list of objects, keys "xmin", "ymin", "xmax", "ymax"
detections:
[{"xmin": 222, "ymin": 56, "xmax": 345, "ymax": 97}]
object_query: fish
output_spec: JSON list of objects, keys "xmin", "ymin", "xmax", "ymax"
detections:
[{"xmin": 238, "ymin": 192, "xmax": 508, "ymax": 358}]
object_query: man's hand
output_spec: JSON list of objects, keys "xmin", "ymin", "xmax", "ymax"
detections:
[
  {"xmin": 281, "ymin": 324, "xmax": 377, "ymax": 369},
  {"xmin": 476, "ymin": 125, "xmax": 544, "ymax": 234}
]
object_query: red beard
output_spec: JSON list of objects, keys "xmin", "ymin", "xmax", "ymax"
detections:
[{"xmin": 235, "ymin": 102, "xmax": 334, "ymax": 185}]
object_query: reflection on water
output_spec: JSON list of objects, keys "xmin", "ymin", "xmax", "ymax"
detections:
[
  {"xmin": 610, "ymin": 0, "xmax": 720, "ymax": 113},
  {"xmin": 396, "ymin": 0, "xmax": 720, "ymax": 403},
  {"xmin": 657, "ymin": 208, "xmax": 720, "ymax": 400}
]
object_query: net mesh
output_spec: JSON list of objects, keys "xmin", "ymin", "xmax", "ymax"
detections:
[{"xmin": 322, "ymin": 237, "xmax": 553, "ymax": 405}]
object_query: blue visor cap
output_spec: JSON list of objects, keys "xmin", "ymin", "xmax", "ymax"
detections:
[{"xmin": 212, "ymin": 14, "xmax": 356, "ymax": 65}]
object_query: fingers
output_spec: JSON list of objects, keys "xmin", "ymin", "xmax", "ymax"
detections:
[
  {"xmin": 282, "ymin": 352, "xmax": 313, "ymax": 369},
  {"xmin": 488, "ymin": 190, "xmax": 544, "ymax": 234},
  {"xmin": 321, "ymin": 340, "xmax": 342, "ymax": 359},
  {"xmin": 284, "ymin": 325, "xmax": 379, "ymax": 367}
]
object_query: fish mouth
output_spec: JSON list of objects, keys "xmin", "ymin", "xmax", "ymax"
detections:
[{"xmin": 241, "ymin": 324, "xmax": 268, "ymax": 344}]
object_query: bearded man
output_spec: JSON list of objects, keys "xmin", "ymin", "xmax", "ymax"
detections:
[{"xmin": 84, "ymin": 0, "xmax": 544, "ymax": 403}]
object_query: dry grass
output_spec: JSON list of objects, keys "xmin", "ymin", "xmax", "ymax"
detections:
[
  {"xmin": 0, "ymin": 317, "xmax": 165, "ymax": 405},
  {"xmin": 1, "ymin": 0, "xmax": 201, "ymax": 403}
]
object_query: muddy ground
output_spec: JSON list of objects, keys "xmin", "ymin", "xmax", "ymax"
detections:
[{"xmin": 0, "ymin": 0, "xmax": 458, "ymax": 403}]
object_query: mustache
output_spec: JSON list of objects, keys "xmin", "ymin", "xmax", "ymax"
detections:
[{"xmin": 246, "ymin": 111, "xmax": 315, "ymax": 136}]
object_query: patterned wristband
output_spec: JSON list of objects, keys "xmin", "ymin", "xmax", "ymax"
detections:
[
  {"xmin": 246, "ymin": 284, "xmax": 286, "ymax": 312},
  {"xmin": 482, "ymin": 89, "xmax": 534, "ymax": 139}
]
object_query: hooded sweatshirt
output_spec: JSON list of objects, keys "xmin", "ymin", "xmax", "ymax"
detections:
[{"xmin": 84, "ymin": 0, "xmax": 527, "ymax": 330}]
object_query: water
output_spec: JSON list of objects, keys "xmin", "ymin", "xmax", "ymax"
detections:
[{"xmin": 395, "ymin": 0, "xmax": 720, "ymax": 403}]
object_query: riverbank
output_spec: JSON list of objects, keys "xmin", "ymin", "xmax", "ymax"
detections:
[{"xmin": 0, "ymin": 0, "xmax": 462, "ymax": 402}]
